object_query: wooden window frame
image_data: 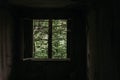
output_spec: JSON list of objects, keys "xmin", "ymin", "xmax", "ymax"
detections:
[{"xmin": 23, "ymin": 18, "xmax": 71, "ymax": 61}]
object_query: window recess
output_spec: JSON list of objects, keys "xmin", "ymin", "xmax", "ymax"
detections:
[{"xmin": 23, "ymin": 19, "xmax": 71, "ymax": 61}]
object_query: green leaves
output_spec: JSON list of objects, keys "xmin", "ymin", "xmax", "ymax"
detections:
[
  {"xmin": 33, "ymin": 19, "xmax": 48, "ymax": 58},
  {"xmin": 33, "ymin": 19, "xmax": 67, "ymax": 59},
  {"xmin": 52, "ymin": 20, "xmax": 67, "ymax": 59}
]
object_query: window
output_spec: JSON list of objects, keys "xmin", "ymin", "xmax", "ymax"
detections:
[{"xmin": 32, "ymin": 19, "xmax": 68, "ymax": 59}]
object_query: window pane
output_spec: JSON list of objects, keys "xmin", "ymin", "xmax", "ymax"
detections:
[
  {"xmin": 52, "ymin": 20, "xmax": 67, "ymax": 59},
  {"xmin": 33, "ymin": 19, "xmax": 49, "ymax": 58}
]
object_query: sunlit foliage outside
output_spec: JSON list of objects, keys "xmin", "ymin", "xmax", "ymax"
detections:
[{"xmin": 33, "ymin": 19, "xmax": 67, "ymax": 59}]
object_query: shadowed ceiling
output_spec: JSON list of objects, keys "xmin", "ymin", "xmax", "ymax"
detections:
[{"xmin": 8, "ymin": 0, "xmax": 89, "ymax": 8}]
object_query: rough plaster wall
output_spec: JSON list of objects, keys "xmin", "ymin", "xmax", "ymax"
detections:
[
  {"xmin": 112, "ymin": 1, "xmax": 120, "ymax": 80},
  {"xmin": 87, "ymin": 8, "xmax": 97, "ymax": 80},
  {"xmin": 95, "ymin": 6, "xmax": 113, "ymax": 80},
  {"xmin": 87, "ymin": 1, "xmax": 119, "ymax": 80},
  {"xmin": 0, "ymin": 8, "xmax": 13, "ymax": 80},
  {"xmin": 95, "ymin": 2, "xmax": 119, "ymax": 80}
]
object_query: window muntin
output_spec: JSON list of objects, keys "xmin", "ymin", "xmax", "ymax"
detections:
[{"xmin": 33, "ymin": 19, "xmax": 67, "ymax": 59}]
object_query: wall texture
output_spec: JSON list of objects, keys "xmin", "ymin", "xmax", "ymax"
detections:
[
  {"xmin": 0, "ymin": 8, "xmax": 13, "ymax": 80},
  {"xmin": 87, "ymin": 1, "xmax": 120, "ymax": 80}
]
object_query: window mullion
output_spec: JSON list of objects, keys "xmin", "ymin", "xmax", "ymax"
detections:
[{"xmin": 48, "ymin": 19, "xmax": 52, "ymax": 58}]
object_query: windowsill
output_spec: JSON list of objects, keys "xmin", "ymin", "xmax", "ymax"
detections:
[{"xmin": 23, "ymin": 58, "xmax": 70, "ymax": 62}]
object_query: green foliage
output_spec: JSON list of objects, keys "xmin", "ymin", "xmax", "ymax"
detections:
[
  {"xmin": 33, "ymin": 19, "xmax": 67, "ymax": 59},
  {"xmin": 52, "ymin": 20, "xmax": 67, "ymax": 59}
]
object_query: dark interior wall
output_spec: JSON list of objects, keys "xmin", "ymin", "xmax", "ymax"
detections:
[
  {"xmin": 1, "ymin": 0, "xmax": 120, "ymax": 80},
  {"xmin": 112, "ymin": 2, "xmax": 120, "ymax": 80},
  {"xmin": 87, "ymin": 1, "xmax": 119, "ymax": 80},
  {"xmin": 87, "ymin": 7, "xmax": 96, "ymax": 80},
  {"xmin": 0, "ymin": 6, "xmax": 14, "ymax": 80},
  {"xmin": 10, "ymin": 7, "xmax": 87, "ymax": 80}
]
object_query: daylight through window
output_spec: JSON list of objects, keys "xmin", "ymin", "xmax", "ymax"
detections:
[{"xmin": 33, "ymin": 19, "xmax": 67, "ymax": 59}]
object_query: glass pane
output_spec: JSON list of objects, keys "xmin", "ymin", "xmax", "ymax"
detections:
[
  {"xmin": 52, "ymin": 20, "xmax": 67, "ymax": 59},
  {"xmin": 33, "ymin": 19, "xmax": 49, "ymax": 58}
]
